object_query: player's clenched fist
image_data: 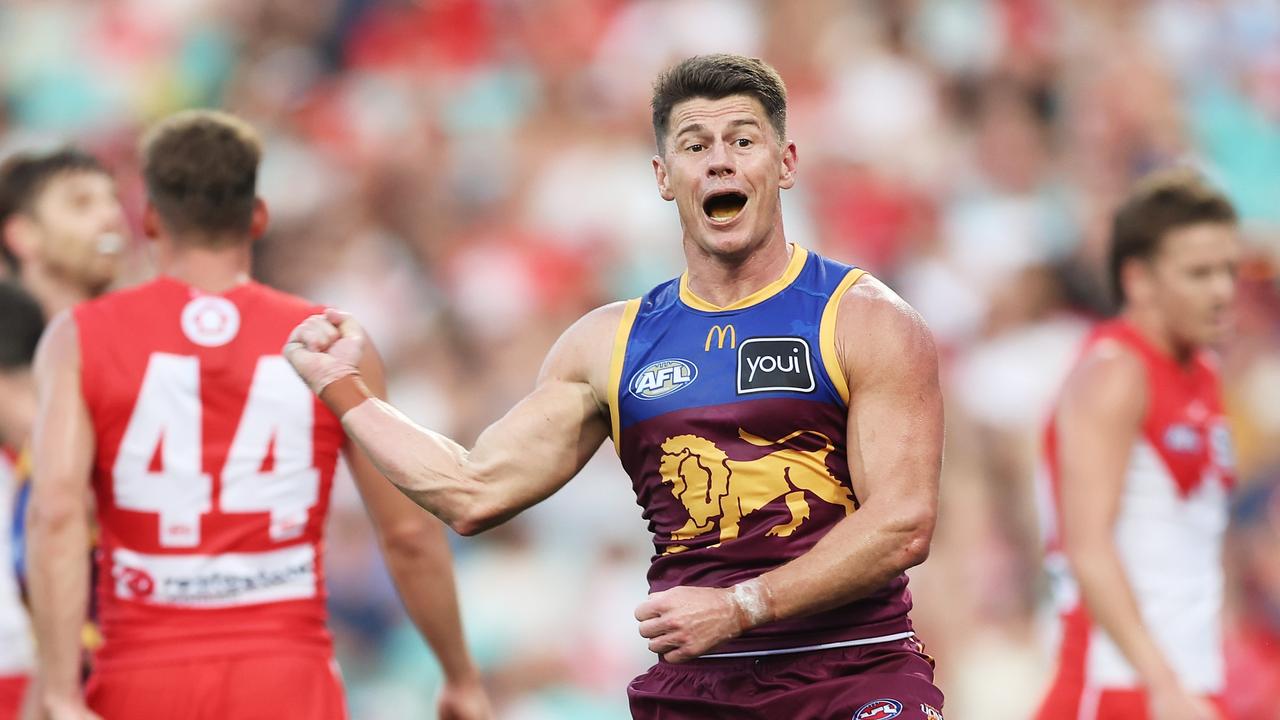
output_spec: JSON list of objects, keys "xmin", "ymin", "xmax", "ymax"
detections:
[{"xmin": 283, "ymin": 308, "xmax": 365, "ymax": 395}]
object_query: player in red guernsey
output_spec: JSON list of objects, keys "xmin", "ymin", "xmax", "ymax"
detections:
[
  {"xmin": 0, "ymin": 147, "xmax": 129, "ymax": 720},
  {"xmin": 26, "ymin": 111, "xmax": 490, "ymax": 720},
  {"xmin": 1034, "ymin": 169, "xmax": 1239, "ymax": 720},
  {"xmin": 0, "ymin": 283, "xmax": 45, "ymax": 720}
]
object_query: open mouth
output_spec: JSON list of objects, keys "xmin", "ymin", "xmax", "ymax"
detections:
[{"xmin": 702, "ymin": 191, "xmax": 748, "ymax": 223}]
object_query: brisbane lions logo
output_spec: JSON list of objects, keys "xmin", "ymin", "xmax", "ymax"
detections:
[{"xmin": 657, "ymin": 429, "xmax": 856, "ymax": 553}]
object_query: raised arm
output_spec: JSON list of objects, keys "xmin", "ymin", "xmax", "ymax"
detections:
[
  {"xmin": 339, "ymin": 339, "xmax": 490, "ymax": 720},
  {"xmin": 637, "ymin": 276, "xmax": 942, "ymax": 662},
  {"xmin": 26, "ymin": 313, "xmax": 101, "ymax": 720},
  {"xmin": 284, "ymin": 304, "xmax": 620, "ymax": 536},
  {"xmin": 1056, "ymin": 347, "xmax": 1220, "ymax": 720}
]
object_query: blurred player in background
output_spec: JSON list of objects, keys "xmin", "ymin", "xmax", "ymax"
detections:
[
  {"xmin": 1035, "ymin": 169, "xmax": 1239, "ymax": 720},
  {"xmin": 0, "ymin": 148, "xmax": 130, "ymax": 720},
  {"xmin": 286, "ymin": 54, "xmax": 945, "ymax": 719},
  {"xmin": 0, "ymin": 149, "xmax": 127, "ymax": 319},
  {"xmin": 25, "ymin": 111, "xmax": 489, "ymax": 720},
  {"xmin": 0, "ymin": 283, "xmax": 44, "ymax": 720}
]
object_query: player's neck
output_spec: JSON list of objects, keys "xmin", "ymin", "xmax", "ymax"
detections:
[
  {"xmin": 1121, "ymin": 306, "xmax": 1196, "ymax": 364},
  {"xmin": 21, "ymin": 264, "xmax": 94, "ymax": 319},
  {"xmin": 0, "ymin": 371, "xmax": 35, "ymax": 448},
  {"xmin": 682, "ymin": 236, "xmax": 793, "ymax": 309},
  {"xmin": 157, "ymin": 239, "xmax": 252, "ymax": 294}
]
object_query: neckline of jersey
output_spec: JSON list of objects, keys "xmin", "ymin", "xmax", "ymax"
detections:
[
  {"xmin": 678, "ymin": 244, "xmax": 808, "ymax": 313},
  {"xmin": 1105, "ymin": 318, "xmax": 1204, "ymax": 374},
  {"xmin": 158, "ymin": 274, "xmax": 255, "ymax": 299}
]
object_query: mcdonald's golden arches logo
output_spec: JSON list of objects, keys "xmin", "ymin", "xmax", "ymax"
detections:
[{"xmin": 705, "ymin": 324, "xmax": 736, "ymax": 351}]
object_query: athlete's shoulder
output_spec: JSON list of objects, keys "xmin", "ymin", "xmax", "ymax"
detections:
[
  {"xmin": 539, "ymin": 300, "xmax": 635, "ymax": 389},
  {"xmin": 33, "ymin": 308, "xmax": 81, "ymax": 377},
  {"xmin": 835, "ymin": 273, "xmax": 929, "ymax": 343},
  {"xmin": 637, "ymin": 275, "xmax": 682, "ymax": 312},
  {"xmin": 75, "ymin": 277, "xmax": 172, "ymax": 317},
  {"xmin": 1062, "ymin": 334, "xmax": 1148, "ymax": 421},
  {"xmin": 241, "ymin": 280, "xmax": 324, "ymax": 316},
  {"xmin": 557, "ymin": 300, "xmax": 634, "ymax": 353}
]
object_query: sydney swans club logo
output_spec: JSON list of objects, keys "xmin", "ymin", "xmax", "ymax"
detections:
[{"xmin": 630, "ymin": 359, "xmax": 698, "ymax": 400}]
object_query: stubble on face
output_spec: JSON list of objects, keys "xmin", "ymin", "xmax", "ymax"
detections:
[
  {"xmin": 656, "ymin": 95, "xmax": 794, "ymax": 261},
  {"xmin": 30, "ymin": 172, "xmax": 126, "ymax": 293}
]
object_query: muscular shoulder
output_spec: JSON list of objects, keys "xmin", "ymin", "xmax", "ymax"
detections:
[
  {"xmin": 538, "ymin": 300, "xmax": 633, "ymax": 395},
  {"xmin": 1060, "ymin": 340, "xmax": 1147, "ymax": 425},
  {"xmin": 33, "ymin": 310, "xmax": 81, "ymax": 380},
  {"xmin": 833, "ymin": 275, "xmax": 937, "ymax": 389}
]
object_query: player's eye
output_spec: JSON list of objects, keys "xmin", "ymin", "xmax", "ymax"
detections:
[
  {"xmin": 687, "ymin": 143, "xmax": 705, "ymax": 153},
  {"xmin": 735, "ymin": 138, "xmax": 752, "ymax": 148}
]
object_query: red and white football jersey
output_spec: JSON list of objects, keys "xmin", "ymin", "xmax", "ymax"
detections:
[
  {"xmin": 1037, "ymin": 320, "xmax": 1234, "ymax": 698},
  {"xmin": 75, "ymin": 277, "xmax": 344, "ymax": 668},
  {"xmin": 0, "ymin": 446, "xmax": 33, "ymax": 676}
]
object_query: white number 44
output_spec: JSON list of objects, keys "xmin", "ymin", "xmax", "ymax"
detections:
[{"xmin": 112, "ymin": 353, "xmax": 319, "ymax": 547}]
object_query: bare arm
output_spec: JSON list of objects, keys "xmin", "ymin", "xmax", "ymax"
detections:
[
  {"xmin": 753, "ymin": 276, "xmax": 941, "ymax": 618},
  {"xmin": 26, "ymin": 312, "xmax": 99, "ymax": 718},
  {"xmin": 1057, "ymin": 346, "xmax": 1218, "ymax": 719},
  {"xmin": 637, "ymin": 277, "xmax": 942, "ymax": 661},
  {"xmin": 341, "ymin": 341, "xmax": 489, "ymax": 719},
  {"xmin": 285, "ymin": 305, "xmax": 620, "ymax": 536}
]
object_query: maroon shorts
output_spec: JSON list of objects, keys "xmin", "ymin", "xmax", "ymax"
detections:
[
  {"xmin": 628, "ymin": 636, "xmax": 945, "ymax": 719},
  {"xmin": 86, "ymin": 652, "xmax": 346, "ymax": 720}
]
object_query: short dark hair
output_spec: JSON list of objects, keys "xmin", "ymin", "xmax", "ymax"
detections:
[
  {"xmin": 651, "ymin": 54, "xmax": 788, "ymax": 152},
  {"xmin": 1109, "ymin": 168, "xmax": 1238, "ymax": 305},
  {"xmin": 0, "ymin": 281, "xmax": 45, "ymax": 370},
  {"xmin": 0, "ymin": 148, "xmax": 108, "ymax": 271},
  {"xmin": 140, "ymin": 110, "xmax": 262, "ymax": 242}
]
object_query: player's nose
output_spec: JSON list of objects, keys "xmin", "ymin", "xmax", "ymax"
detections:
[{"xmin": 705, "ymin": 141, "xmax": 735, "ymax": 178}]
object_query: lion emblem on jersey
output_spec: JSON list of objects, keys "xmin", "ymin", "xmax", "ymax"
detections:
[{"xmin": 657, "ymin": 429, "xmax": 856, "ymax": 553}]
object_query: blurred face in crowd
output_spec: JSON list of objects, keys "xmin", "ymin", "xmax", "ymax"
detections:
[
  {"xmin": 9, "ymin": 170, "xmax": 126, "ymax": 294},
  {"xmin": 652, "ymin": 94, "xmax": 797, "ymax": 260},
  {"xmin": 1129, "ymin": 222, "xmax": 1240, "ymax": 348}
]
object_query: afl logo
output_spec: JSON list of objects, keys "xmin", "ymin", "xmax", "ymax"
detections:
[
  {"xmin": 181, "ymin": 295, "xmax": 240, "ymax": 347},
  {"xmin": 855, "ymin": 699, "xmax": 903, "ymax": 720},
  {"xmin": 630, "ymin": 359, "xmax": 697, "ymax": 400}
]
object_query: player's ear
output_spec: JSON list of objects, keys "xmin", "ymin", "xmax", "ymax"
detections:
[
  {"xmin": 1122, "ymin": 257, "xmax": 1154, "ymax": 305},
  {"xmin": 653, "ymin": 155, "xmax": 675, "ymax": 202},
  {"xmin": 2, "ymin": 214, "xmax": 37, "ymax": 264},
  {"xmin": 779, "ymin": 141, "xmax": 797, "ymax": 190},
  {"xmin": 249, "ymin": 198, "xmax": 269, "ymax": 240},
  {"xmin": 142, "ymin": 203, "xmax": 162, "ymax": 240}
]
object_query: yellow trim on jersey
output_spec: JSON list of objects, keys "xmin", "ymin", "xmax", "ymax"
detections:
[
  {"xmin": 14, "ymin": 445, "xmax": 32, "ymax": 481},
  {"xmin": 608, "ymin": 298, "xmax": 643, "ymax": 454},
  {"xmin": 819, "ymin": 268, "xmax": 867, "ymax": 406},
  {"xmin": 679, "ymin": 244, "xmax": 808, "ymax": 312}
]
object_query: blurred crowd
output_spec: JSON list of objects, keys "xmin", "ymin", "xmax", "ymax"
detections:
[{"xmin": 2, "ymin": 0, "xmax": 1278, "ymax": 718}]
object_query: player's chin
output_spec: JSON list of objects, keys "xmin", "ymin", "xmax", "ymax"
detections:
[
  {"xmin": 695, "ymin": 226, "xmax": 756, "ymax": 258},
  {"xmin": 1201, "ymin": 318, "xmax": 1233, "ymax": 346}
]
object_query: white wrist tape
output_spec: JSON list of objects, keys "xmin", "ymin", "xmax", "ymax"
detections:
[
  {"xmin": 731, "ymin": 578, "xmax": 773, "ymax": 628},
  {"xmin": 309, "ymin": 366, "xmax": 359, "ymax": 396}
]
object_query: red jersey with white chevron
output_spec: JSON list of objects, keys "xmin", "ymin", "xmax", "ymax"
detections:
[
  {"xmin": 1037, "ymin": 320, "xmax": 1234, "ymax": 701},
  {"xmin": 75, "ymin": 277, "xmax": 343, "ymax": 668}
]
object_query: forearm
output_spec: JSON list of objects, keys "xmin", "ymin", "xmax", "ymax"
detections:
[
  {"xmin": 750, "ymin": 501, "xmax": 931, "ymax": 624},
  {"xmin": 27, "ymin": 505, "xmax": 90, "ymax": 698},
  {"xmin": 379, "ymin": 525, "xmax": 478, "ymax": 681},
  {"xmin": 340, "ymin": 399, "xmax": 495, "ymax": 534},
  {"xmin": 1069, "ymin": 542, "xmax": 1178, "ymax": 688}
]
